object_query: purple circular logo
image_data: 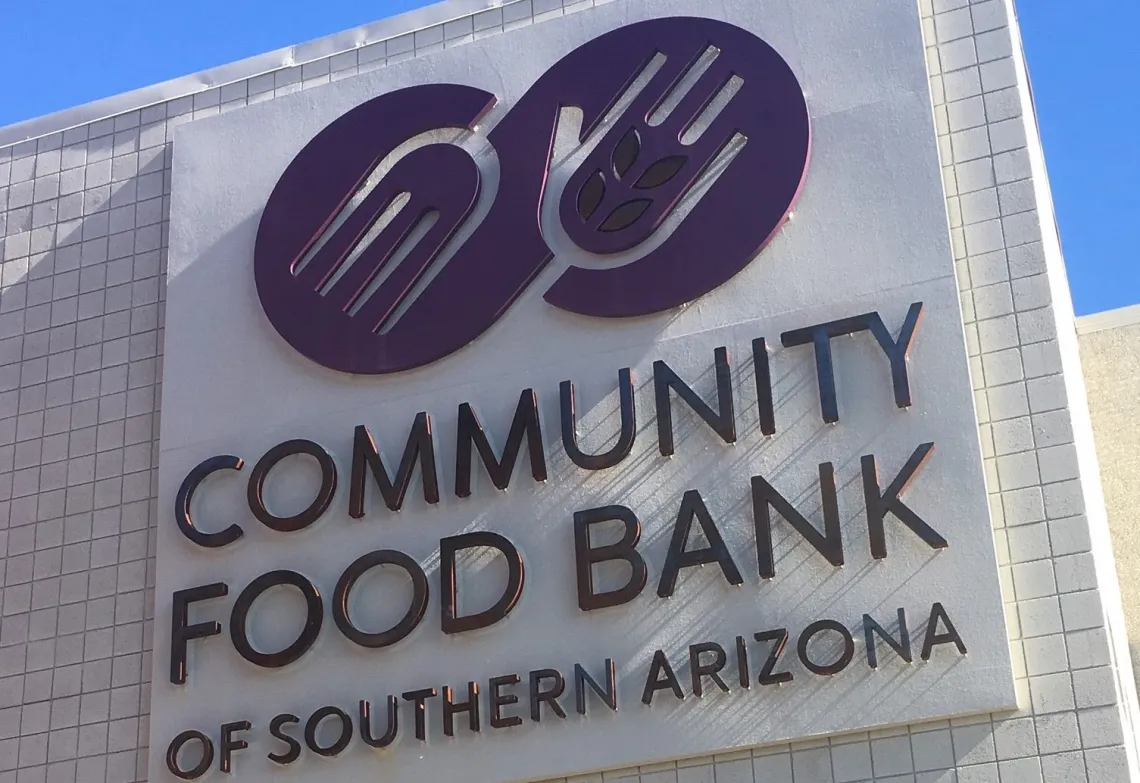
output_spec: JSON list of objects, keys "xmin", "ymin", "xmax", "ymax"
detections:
[{"xmin": 254, "ymin": 17, "xmax": 810, "ymax": 375}]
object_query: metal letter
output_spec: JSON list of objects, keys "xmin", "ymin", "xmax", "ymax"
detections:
[
  {"xmin": 863, "ymin": 608, "xmax": 912, "ymax": 669},
  {"xmin": 304, "ymin": 706, "xmax": 353, "ymax": 757},
  {"xmin": 654, "ymin": 347, "xmax": 736, "ymax": 456},
  {"xmin": 575, "ymin": 660, "xmax": 618, "ymax": 714},
  {"xmin": 561, "ymin": 368, "xmax": 637, "ymax": 470},
  {"xmin": 401, "ymin": 689, "xmax": 438, "ymax": 741},
  {"xmin": 170, "ymin": 582, "xmax": 227, "ymax": 685},
  {"xmin": 455, "ymin": 391, "xmax": 547, "ymax": 497},
  {"xmin": 440, "ymin": 532, "xmax": 525, "ymax": 634},
  {"xmin": 529, "ymin": 669, "xmax": 568, "ymax": 722},
  {"xmin": 247, "ymin": 440, "xmax": 337, "ymax": 533},
  {"xmin": 658, "ymin": 490, "xmax": 744, "ymax": 597},
  {"xmin": 333, "ymin": 550, "xmax": 428, "ymax": 649},
  {"xmin": 866, "ymin": 303, "xmax": 924, "ymax": 410},
  {"xmin": 862, "ymin": 443, "xmax": 948, "ymax": 559},
  {"xmin": 641, "ymin": 650, "xmax": 685, "ymax": 705},
  {"xmin": 166, "ymin": 730, "xmax": 214, "ymax": 780},
  {"xmin": 219, "ymin": 721, "xmax": 250, "ymax": 773},
  {"xmin": 752, "ymin": 338, "xmax": 777, "ymax": 436},
  {"xmin": 751, "ymin": 463, "xmax": 843, "ymax": 579},
  {"xmin": 359, "ymin": 698, "xmax": 398, "ymax": 749},
  {"xmin": 489, "ymin": 674, "xmax": 523, "ymax": 729},
  {"xmin": 689, "ymin": 642, "xmax": 730, "ymax": 697},
  {"xmin": 574, "ymin": 505, "xmax": 648, "ymax": 611},
  {"xmin": 229, "ymin": 571, "xmax": 323, "ymax": 668},
  {"xmin": 753, "ymin": 629, "xmax": 793, "ymax": 686},
  {"xmin": 797, "ymin": 620, "xmax": 855, "ymax": 676},
  {"xmin": 921, "ymin": 602, "xmax": 967, "ymax": 660},
  {"xmin": 267, "ymin": 715, "xmax": 301, "ymax": 765},
  {"xmin": 175, "ymin": 456, "xmax": 244, "ymax": 548},
  {"xmin": 349, "ymin": 415, "xmax": 439, "ymax": 517},
  {"xmin": 442, "ymin": 682, "xmax": 481, "ymax": 736}
]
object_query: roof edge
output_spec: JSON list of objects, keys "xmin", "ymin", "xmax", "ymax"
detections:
[
  {"xmin": 1076, "ymin": 303, "xmax": 1140, "ymax": 336},
  {"xmin": 0, "ymin": 0, "xmax": 504, "ymax": 150}
]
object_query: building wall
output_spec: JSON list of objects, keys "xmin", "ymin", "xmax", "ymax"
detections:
[
  {"xmin": 1078, "ymin": 309, "xmax": 1140, "ymax": 697},
  {"xmin": 0, "ymin": 1, "xmax": 1137, "ymax": 782}
]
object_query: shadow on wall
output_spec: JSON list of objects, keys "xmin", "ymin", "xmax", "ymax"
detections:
[
  {"xmin": 0, "ymin": 127, "xmax": 169, "ymax": 781},
  {"xmin": 0, "ymin": 131, "xmax": 167, "ymax": 521}
]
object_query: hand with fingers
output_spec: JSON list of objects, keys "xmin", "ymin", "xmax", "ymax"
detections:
[{"xmin": 563, "ymin": 46, "xmax": 745, "ymax": 256}]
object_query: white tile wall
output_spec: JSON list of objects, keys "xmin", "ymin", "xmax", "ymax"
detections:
[{"xmin": 0, "ymin": 0, "xmax": 1136, "ymax": 781}]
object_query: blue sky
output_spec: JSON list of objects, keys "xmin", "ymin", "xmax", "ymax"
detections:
[{"xmin": 1, "ymin": 1, "xmax": 1135, "ymax": 315}]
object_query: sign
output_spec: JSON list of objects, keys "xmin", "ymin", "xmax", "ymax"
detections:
[{"xmin": 154, "ymin": 1, "xmax": 1016, "ymax": 781}]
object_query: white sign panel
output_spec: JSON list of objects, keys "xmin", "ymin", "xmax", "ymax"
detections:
[{"xmin": 153, "ymin": 0, "xmax": 1016, "ymax": 781}]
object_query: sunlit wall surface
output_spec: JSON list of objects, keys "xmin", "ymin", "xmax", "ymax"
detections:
[{"xmin": 0, "ymin": 0, "xmax": 1138, "ymax": 781}]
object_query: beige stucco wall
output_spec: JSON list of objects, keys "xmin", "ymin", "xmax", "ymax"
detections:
[{"xmin": 1080, "ymin": 308, "xmax": 1140, "ymax": 687}]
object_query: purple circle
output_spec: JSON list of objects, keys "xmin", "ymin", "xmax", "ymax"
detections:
[{"xmin": 546, "ymin": 18, "xmax": 810, "ymax": 316}]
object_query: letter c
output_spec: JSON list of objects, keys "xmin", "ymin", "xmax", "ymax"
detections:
[{"xmin": 175, "ymin": 455, "xmax": 245, "ymax": 548}]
